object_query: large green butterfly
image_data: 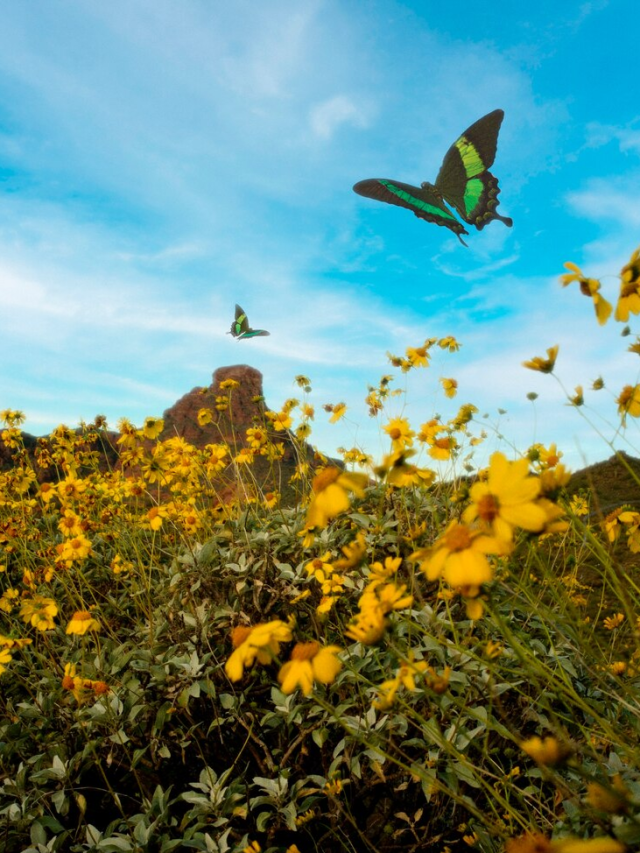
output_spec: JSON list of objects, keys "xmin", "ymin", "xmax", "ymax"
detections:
[
  {"xmin": 353, "ymin": 109, "xmax": 512, "ymax": 246},
  {"xmin": 228, "ymin": 304, "xmax": 270, "ymax": 339}
]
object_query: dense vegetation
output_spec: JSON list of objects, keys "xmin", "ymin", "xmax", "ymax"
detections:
[{"xmin": 1, "ymin": 250, "xmax": 640, "ymax": 853}]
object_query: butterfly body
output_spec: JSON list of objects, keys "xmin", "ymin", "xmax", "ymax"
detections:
[
  {"xmin": 228, "ymin": 304, "xmax": 270, "ymax": 339},
  {"xmin": 353, "ymin": 109, "xmax": 512, "ymax": 244}
]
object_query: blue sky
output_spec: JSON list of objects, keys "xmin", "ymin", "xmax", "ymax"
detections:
[{"xmin": 1, "ymin": 0, "xmax": 639, "ymax": 470}]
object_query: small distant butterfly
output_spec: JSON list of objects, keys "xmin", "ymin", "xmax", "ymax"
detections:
[
  {"xmin": 228, "ymin": 304, "xmax": 270, "ymax": 339},
  {"xmin": 353, "ymin": 109, "xmax": 512, "ymax": 246}
]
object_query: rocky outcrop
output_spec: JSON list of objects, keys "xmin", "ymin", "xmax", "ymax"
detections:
[{"xmin": 0, "ymin": 366, "xmax": 315, "ymax": 502}]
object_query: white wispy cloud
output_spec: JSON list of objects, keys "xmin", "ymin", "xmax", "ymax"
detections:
[{"xmin": 309, "ymin": 94, "xmax": 371, "ymax": 139}]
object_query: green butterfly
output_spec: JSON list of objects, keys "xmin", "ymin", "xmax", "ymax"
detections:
[
  {"xmin": 353, "ymin": 109, "xmax": 512, "ymax": 246},
  {"xmin": 228, "ymin": 304, "xmax": 270, "ymax": 339}
]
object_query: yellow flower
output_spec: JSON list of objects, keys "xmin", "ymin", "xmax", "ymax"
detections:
[
  {"xmin": 220, "ymin": 378, "xmax": 240, "ymax": 390},
  {"xmin": 373, "ymin": 655, "xmax": 428, "ymax": 709},
  {"xmin": 146, "ymin": 505, "xmax": 169, "ymax": 531},
  {"xmin": 485, "ymin": 641, "xmax": 504, "ymax": 659},
  {"xmin": 428, "ymin": 435, "xmax": 458, "ymax": 460},
  {"xmin": 463, "ymin": 452, "xmax": 548, "ymax": 540},
  {"xmin": 441, "ymin": 377, "xmax": 458, "ymax": 398},
  {"xmin": 0, "ymin": 647, "xmax": 13, "ymax": 675},
  {"xmin": 603, "ymin": 613, "xmax": 624, "ymax": 630},
  {"xmin": 523, "ymin": 345, "xmax": 559, "ymax": 373},
  {"xmin": 383, "ymin": 417, "xmax": 414, "ymax": 450},
  {"xmin": 305, "ymin": 550, "xmax": 335, "ymax": 579},
  {"xmin": 266, "ymin": 410, "xmax": 293, "ymax": 431},
  {"xmin": 506, "ymin": 834, "xmax": 551, "ymax": 853},
  {"xmin": 263, "ymin": 490, "xmax": 280, "ymax": 509},
  {"xmin": 438, "ymin": 336, "xmax": 460, "ymax": 352},
  {"xmin": 569, "ymin": 385, "xmax": 584, "ymax": 406},
  {"xmin": 58, "ymin": 534, "xmax": 93, "ymax": 563},
  {"xmin": 304, "ymin": 467, "xmax": 367, "ymax": 530},
  {"xmin": 520, "ymin": 736, "xmax": 568, "ymax": 766},
  {"xmin": 278, "ymin": 641, "xmax": 342, "ymax": 696},
  {"xmin": 359, "ymin": 581, "xmax": 413, "ymax": 616},
  {"xmin": 141, "ymin": 417, "xmax": 164, "ymax": 440},
  {"xmin": 58, "ymin": 509, "xmax": 84, "ymax": 537},
  {"xmin": 405, "ymin": 344, "xmax": 430, "ymax": 368},
  {"xmin": 20, "ymin": 596, "xmax": 59, "ymax": 632},
  {"xmin": 375, "ymin": 449, "xmax": 436, "ymax": 488},
  {"xmin": 617, "ymin": 384, "xmax": 640, "ymax": 419},
  {"xmin": 66, "ymin": 610, "xmax": 101, "ymax": 635},
  {"xmin": 329, "ymin": 402, "xmax": 347, "ymax": 423},
  {"xmin": 332, "ymin": 533, "xmax": 367, "ymax": 571},
  {"xmin": 615, "ymin": 246, "xmax": 640, "ymax": 321},
  {"xmin": 345, "ymin": 611, "xmax": 387, "ymax": 644},
  {"xmin": 586, "ymin": 776, "xmax": 629, "ymax": 814},
  {"xmin": 234, "ymin": 448, "xmax": 255, "ymax": 465},
  {"xmin": 225, "ymin": 620, "xmax": 293, "ymax": 681},
  {"xmin": 561, "ymin": 262, "xmax": 612, "ymax": 325},
  {"xmin": 411, "ymin": 520, "xmax": 510, "ymax": 592},
  {"xmin": 246, "ymin": 427, "xmax": 268, "ymax": 448},
  {"xmin": 197, "ymin": 408, "xmax": 213, "ymax": 427}
]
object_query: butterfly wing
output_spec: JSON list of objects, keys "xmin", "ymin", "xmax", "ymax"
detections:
[
  {"xmin": 353, "ymin": 178, "xmax": 469, "ymax": 243},
  {"xmin": 435, "ymin": 109, "xmax": 512, "ymax": 231},
  {"xmin": 239, "ymin": 329, "xmax": 270, "ymax": 338},
  {"xmin": 230, "ymin": 304, "xmax": 250, "ymax": 337}
]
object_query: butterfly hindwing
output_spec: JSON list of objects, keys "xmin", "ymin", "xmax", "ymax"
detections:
[
  {"xmin": 435, "ymin": 109, "xmax": 512, "ymax": 230},
  {"xmin": 353, "ymin": 178, "xmax": 469, "ymax": 243}
]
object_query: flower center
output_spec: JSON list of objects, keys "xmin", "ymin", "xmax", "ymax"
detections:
[
  {"xmin": 477, "ymin": 494, "xmax": 500, "ymax": 522},
  {"xmin": 444, "ymin": 524, "xmax": 473, "ymax": 551},
  {"xmin": 312, "ymin": 467, "xmax": 340, "ymax": 493},
  {"xmin": 291, "ymin": 641, "xmax": 320, "ymax": 661}
]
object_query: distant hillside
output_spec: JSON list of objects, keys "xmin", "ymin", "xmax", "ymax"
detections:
[{"xmin": 567, "ymin": 450, "xmax": 640, "ymax": 516}]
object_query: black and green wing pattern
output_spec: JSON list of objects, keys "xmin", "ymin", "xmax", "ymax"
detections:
[
  {"xmin": 228, "ymin": 304, "xmax": 270, "ymax": 339},
  {"xmin": 352, "ymin": 178, "xmax": 470, "ymax": 245},
  {"xmin": 353, "ymin": 109, "xmax": 511, "ymax": 244},
  {"xmin": 434, "ymin": 109, "xmax": 512, "ymax": 231}
]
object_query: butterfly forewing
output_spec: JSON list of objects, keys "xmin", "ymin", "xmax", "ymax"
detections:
[
  {"xmin": 353, "ymin": 178, "xmax": 469, "ymax": 242},
  {"xmin": 435, "ymin": 109, "xmax": 512, "ymax": 230}
]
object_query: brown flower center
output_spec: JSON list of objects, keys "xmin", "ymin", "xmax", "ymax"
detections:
[
  {"xmin": 477, "ymin": 494, "xmax": 500, "ymax": 522},
  {"xmin": 291, "ymin": 641, "xmax": 320, "ymax": 661},
  {"xmin": 312, "ymin": 467, "xmax": 340, "ymax": 493}
]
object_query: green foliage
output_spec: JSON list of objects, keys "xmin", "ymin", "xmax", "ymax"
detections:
[{"xmin": 2, "ymin": 256, "xmax": 640, "ymax": 852}]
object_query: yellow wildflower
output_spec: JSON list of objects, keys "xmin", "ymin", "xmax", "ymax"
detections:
[
  {"xmin": 66, "ymin": 610, "xmax": 101, "ymax": 635},
  {"xmin": 197, "ymin": 408, "xmax": 213, "ymax": 427},
  {"xmin": 615, "ymin": 246, "xmax": 640, "ymax": 321},
  {"xmin": 520, "ymin": 736, "xmax": 568, "ymax": 766},
  {"xmin": 383, "ymin": 417, "xmax": 414, "ymax": 450},
  {"xmin": 20, "ymin": 596, "xmax": 59, "ymax": 632},
  {"xmin": 225, "ymin": 620, "xmax": 293, "ymax": 682},
  {"xmin": 329, "ymin": 402, "xmax": 347, "ymax": 423},
  {"xmin": 412, "ymin": 520, "xmax": 510, "ymax": 593},
  {"xmin": 463, "ymin": 452, "xmax": 548, "ymax": 540},
  {"xmin": 441, "ymin": 377, "xmax": 458, "ymax": 398},
  {"xmin": 278, "ymin": 641, "xmax": 342, "ymax": 696},
  {"xmin": 523, "ymin": 345, "xmax": 559, "ymax": 373},
  {"xmin": 560, "ymin": 262, "xmax": 612, "ymax": 325},
  {"xmin": 141, "ymin": 417, "xmax": 164, "ymax": 440},
  {"xmin": 617, "ymin": 384, "xmax": 640, "ymax": 419},
  {"xmin": 304, "ymin": 467, "xmax": 367, "ymax": 531}
]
